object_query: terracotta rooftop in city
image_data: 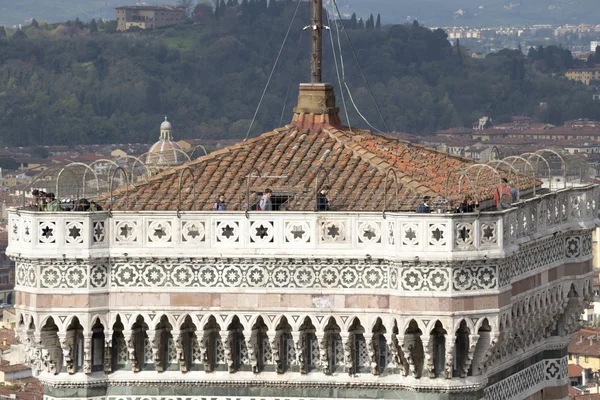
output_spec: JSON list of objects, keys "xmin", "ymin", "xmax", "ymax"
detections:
[
  {"xmin": 569, "ymin": 329, "xmax": 600, "ymax": 357},
  {"xmin": 106, "ymin": 84, "xmax": 538, "ymax": 211}
]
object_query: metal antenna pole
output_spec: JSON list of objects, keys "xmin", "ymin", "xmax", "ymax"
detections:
[{"xmin": 310, "ymin": 0, "xmax": 323, "ymax": 83}]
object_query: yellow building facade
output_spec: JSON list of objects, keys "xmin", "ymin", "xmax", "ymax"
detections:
[
  {"xmin": 565, "ymin": 68, "xmax": 600, "ymax": 85},
  {"xmin": 115, "ymin": 6, "xmax": 185, "ymax": 32}
]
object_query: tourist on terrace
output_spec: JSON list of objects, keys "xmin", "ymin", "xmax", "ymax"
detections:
[
  {"xmin": 213, "ymin": 193, "xmax": 226, "ymax": 211},
  {"xmin": 493, "ymin": 178, "xmax": 512, "ymax": 210},
  {"xmin": 258, "ymin": 188, "xmax": 272, "ymax": 211},
  {"xmin": 317, "ymin": 185, "xmax": 330, "ymax": 211},
  {"xmin": 509, "ymin": 180, "xmax": 518, "ymax": 202},
  {"xmin": 455, "ymin": 195, "xmax": 478, "ymax": 213},
  {"xmin": 416, "ymin": 196, "xmax": 431, "ymax": 213},
  {"xmin": 43, "ymin": 193, "xmax": 60, "ymax": 211},
  {"xmin": 499, "ymin": 193, "xmax": 512, "ymax": 210}
]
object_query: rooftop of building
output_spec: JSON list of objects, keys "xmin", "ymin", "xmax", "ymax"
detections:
[
  {"xmin": 569, "ymin": 328, "xmax": 600, "ymax": 356},
  {"xmin": 105, "ymin": 116, "xmax": 538, "ymax": 211},
  {"xmin": 115, "ymin": 5, "xmax": 184, "ymax": 11}
]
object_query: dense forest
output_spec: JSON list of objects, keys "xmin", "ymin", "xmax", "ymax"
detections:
[{"xmin": 0, "ymin": 0, "xmax": 599, "ymax": 147}]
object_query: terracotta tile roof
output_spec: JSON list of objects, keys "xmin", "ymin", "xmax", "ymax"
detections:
[
  {"xmin": 569, "ymin": 363, "xmax": 584, "ymax": 377},
  {"xmin": 106, "ymin": 124, "xmax": 537, "ymax": 211},
  {"xmin": 0, "ymin": 377, "xmax": 43, "ymax": 400},
  {"xmin": 0, "ymin": 363, "xmax": 29, "ymax": 373},
  {"xmin": 0, "ymin": 329, "xmax": 17, "ymax": 352},
  {"xmin": 569, "ymin": 329, "xmax": 600, "ymax": 357}
]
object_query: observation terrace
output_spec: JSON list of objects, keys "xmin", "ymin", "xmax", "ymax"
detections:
[{"xmin": 6, "ymin": 184, "xmax": 599, "ymax": 400}]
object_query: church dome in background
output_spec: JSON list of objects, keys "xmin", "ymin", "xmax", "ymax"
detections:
[{"xmin": 146, "ymin": 116, "xmax": 185, "ymax": 167}]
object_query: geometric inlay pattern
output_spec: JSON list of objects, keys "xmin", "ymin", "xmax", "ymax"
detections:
[
  {"xmin": 357, "ymin": 222, "xmax": 381, "ymax": 244},
  {"xmin": 215, "ymin": 221, "xmax": 240, "ymax": 243},
  {"xmin": 90, "ymin": 264, "xmax": 109, "ymax": 288},
  {"xmin": 319, "ymin": 220, "xmax": 347, "ymax": 244},
  {"xmin": 147, "ymin": 220, "xmax": 172, "ymax": 244},
  {"xmin": 284, "ymin": 221, "xmax": 311, "ymax": 243},
  {"xmin": 181, "ymin": 221, "xmax": 206, "ymax": 244},
  {"xmin": 483, "ymin": 357, "xmax": 567, "ymax": 400},
  {"xmin": 428, "ymin": 223, "xmax": 447, "ymax": 247},
  {"xmin": 65, "ymin": 220, "xmax": 84, "ymax": 244},
  {"xmin": 92, "ymin": 221, "xmax": 105, "ymax": 243},
  {"xmin": 114, "ymin": 220, "xmax": 138, "ymax": 243},
  {"xmin": 16, "ymin": 262, "xmax": 36, "ymax": 288},
  {"xmin": 38, "ymin": 221, "xmax": 56, "ymax": 244},
  {"xmin": 453, "ymin": 265, "xmax": 497, "ymax": 291},
  {"xmin": 249, "ymin": 221, "xmax": 274, "ymax": 244},
  {"xmin": 40, "ymin": 264, "xmax": 87, "ymax": 289},
  {"xmin": 110, "ymin": 260, "xmax": 389, "ymax": 289},
  {"xmin": 399, "ymin": 266, "xmax": 450, "ymax": 292}
]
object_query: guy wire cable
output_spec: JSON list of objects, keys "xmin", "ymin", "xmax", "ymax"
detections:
[
  {"xmin": 244, "ymin": 0, "xmax": 303, "ymax": 141},
  {"xmin": 324, "ymin": 7, "xmax": 351, "ymax": 131},
  {"xmin": 331, "ymin": 0, "xmax": 391, "ymax": 134}
]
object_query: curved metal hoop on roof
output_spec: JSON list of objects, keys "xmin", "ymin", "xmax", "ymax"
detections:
[
  {"xmin": 490, "ymin": 145, "xmax": 500, "ymax": 161},
  {"xmin": 502, "ymin": 155, "xmax": 537, "ymax": 196},
  {"xmin": 83, "ymin": 159, "xmax": 121, "ymax": 197},
  {"xmin": 189, "ymin": 145, "xmax": 208, "ymax": 160},
  {"xmin": 177, "ymin": 167, "xmax": 196, "ymax": 216},
  {"xmin": 535, "ymin": 149, "xmax": 567, "ymax": 190},
  {"xmin": 383, "ymin": 168, "xmax": 399, "ymax": 218},
  {"xmin": 109, "ymin": 167, "xmax": 130, "ymax": 212},
  {"xmin": 246, "ymin": 167, "xmax": 262, "ymax": 216},
  {"xmin": 20, "ymin": 164, "xmax": 64, "ymax": 207},
  {"xmin": 521, "ymin": 152, "xmax": 552, "ymax": 190},
  {"xmin": 460, "ymin": 164, "xmax": 503, "ymax": 199},
  {"xmin": 56, "ymin": 162, "xmax": 100, "ymax": 200},
  {"xmin": 113, "ymin": 155, "xmax": 152, "ymax": 183},
  {"xmin": 445, "ymin": 166, "xmax": 478, "ymax": 205},
  {"xmin": 398, "ymin": 186, "xmax": 422, "ymax": 210},
  {"xmin": 314, "ymin": 166, "xmax": 331, "ymax": 212},
  {"xmin": 486, "ymin": 159, "xmax": 521, "ymax": 201}
]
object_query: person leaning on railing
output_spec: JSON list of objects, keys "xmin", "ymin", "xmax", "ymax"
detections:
[{"xmin": 41, "ymin": 193, "xmax": 60, "ymax": 211}]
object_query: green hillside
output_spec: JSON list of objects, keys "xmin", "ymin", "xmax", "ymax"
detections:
[
  {"xmin": 3, "ymin": 0, "xmax": 600, "ymax": 27},
  {"xmin": 0, "ymin": 0, "xmax": 598, "ymax": 147}
]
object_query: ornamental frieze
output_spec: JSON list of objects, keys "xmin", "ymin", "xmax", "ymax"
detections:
[{"xmin": 14, "ymin": 232, "xmax": 593, "ymax": 292}]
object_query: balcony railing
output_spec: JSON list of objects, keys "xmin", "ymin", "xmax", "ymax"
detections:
[{"xmin": 6, "ymin": 185, "xmax": 598, "ymax": 261}]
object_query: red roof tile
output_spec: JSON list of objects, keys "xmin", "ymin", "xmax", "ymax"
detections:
[
  {"xmin": 569, "ymin": 329, "xmax": 600, "ymax": 357},
  {"xmin": 569, "ymin": 363, "xmax": 584, "ymax": 377},
  {"xmin": 106, "ymin": 123, "xmax": 537, "ymax": 211}
]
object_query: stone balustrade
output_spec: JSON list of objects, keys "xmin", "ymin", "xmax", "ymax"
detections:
[{"xmin": 7, "ymin": 185, "xmax": 598, "ymax": 262}]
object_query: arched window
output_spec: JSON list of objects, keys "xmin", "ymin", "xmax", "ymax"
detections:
[{"xmin": 91, "ymin": 319, "xmax": 105, "ymax": 373}]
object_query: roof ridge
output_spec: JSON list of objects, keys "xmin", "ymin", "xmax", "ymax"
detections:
[
  {"xmin": 323, "ymin": 127, "xmax": 393, "ymax": 173},
  {"xmin": 323, "ymin": 126, "xmax": 437, "ymax": 197}
]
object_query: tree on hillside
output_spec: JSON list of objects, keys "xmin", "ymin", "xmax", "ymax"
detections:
[
  {"xmin": 31, "ymin": 19, "xmax": 39, "ymax": 28},
  {"xmin": 194, "ymin": 3, "xmax": 214, "ymax": 23},
  {"xmin": 0, "ymin": 158, "xmax": 19, "ymax": 170},
  {"xmin": 358, "ymin": 17, "xmax": 364, "ymax": 30},
  {"xmin": 89, "ymin": 19, "xmax": 98, "ymax": 33},
  {"xmin": 31, "ymin": 147, "xmax": 49, "ymax": 159},
  {"xmin": 375, "ymin": 14, "xmax": 381, "ymax": 30},
  {"xmin": 366, "ymin": 14, "xmax": 374, "ymax": 30},
  {"xmin": 11, "ymin": 29, "xmax": 26, "ymax": 39},
  {"xmin": 177, "ymin": 0, "xmax": 195, "ymax": 17},
  {"xmin": 0, "ymin": 26, "xmax": 6, "ymax": 37},
  {"xmin": 349, "ymin": 13, "xmax": 357, "ymax": 29}
]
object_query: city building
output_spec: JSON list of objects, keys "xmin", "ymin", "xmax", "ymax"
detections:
[
  {"xmin": 115, "ymin": 5, "xmax": 185, "ymax": 32},
  {"xmin": 566, "ymin": 68, "xmax": 600, "ymax": 85},
  {"xmin": 8, "ymin": 2, "xmax": 599, "ymax": 400}
]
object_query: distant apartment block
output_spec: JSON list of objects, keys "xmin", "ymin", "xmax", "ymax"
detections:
[
  {"xmin": 566, "ymin": 68, "xmax": 600, "ymax": 85},
  {"xmin": 115, "ymin": 5, "xmax": 185, "ymax": 32}
]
